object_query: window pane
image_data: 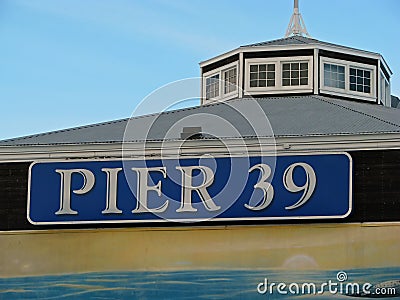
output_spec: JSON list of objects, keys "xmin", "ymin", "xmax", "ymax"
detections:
[
  {"xmin": 324, "ymin": 64, "xmax": 331, "ymax": 72},
  {"xmin": 282, "ymin": 64, "xmax": 290, "ymax": 71},
  {"xmin": 323, "ymin": 63, "xmax": 345, "ymax": 89},
  {"xmin": 250, "ymin": 65, "xmax": 258, "ymax": 72},
  {"xmin": 205, "ymin": 74, "xmax": 220, "ymax": 99},
  {"xmin": 281, "ymin": 61, "xmax": 309, "ymax": 87},
  {"xmin": 267, "ymin": 80, "xmax": 275, "ymax": 87},
  {"xmin": 282, "ymin": 71, "xmax": 290, "ymax": 79},
  {"xmin": 249, "ymin": 64, "xmax": 275, "ymax": 88},
  {"xmin": 224, "ymin": 67, "xmax": 237, "ymax": 94},
  {"xmin": 346, "ymin": 67, "xmax": 372, "ymax": 94}
]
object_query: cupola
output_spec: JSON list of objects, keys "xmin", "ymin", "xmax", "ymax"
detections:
[{"xmin": 200, "ymin": 0, "xmax": 392, "ymax": 107}]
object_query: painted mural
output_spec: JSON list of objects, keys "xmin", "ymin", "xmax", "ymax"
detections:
[{"xmin": 1, "ymin": 223, "xmax": 400, "ymax": 299}]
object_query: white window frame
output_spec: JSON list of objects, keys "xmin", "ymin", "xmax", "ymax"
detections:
[
  {"xmin": 320, "ymin": 57, "xmax": 376, "ymax": 102},
  {"xmin": 322, "ymin": 61, "xmax": 346, "ymax": 91},
  {"xmin": 202, "ymin": 61, "xmax": 239, "ymax": 103},
  {"xmin": 223, "ymin": 66, "xmax": 238, "ymax": 95},
  {"xmin": 246, "ymin": 58, "xmax": 277, "ymax": 91},
  {"xmin": 204, "ymin": 73, "xmax": 220, "ymax": 101},
  {"xmin": 245, "ymin": 56, "xmax": 313, "ymax": 95}
]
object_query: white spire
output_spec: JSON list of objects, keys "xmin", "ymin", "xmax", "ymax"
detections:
[{"xmin": 285, "ymin": 0, "xmax": 311, "ymax": 38}]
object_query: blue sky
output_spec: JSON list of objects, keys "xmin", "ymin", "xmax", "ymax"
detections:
[{"xmin": 0, "ymin": 0, "xmax": 399, "ymax": 140}]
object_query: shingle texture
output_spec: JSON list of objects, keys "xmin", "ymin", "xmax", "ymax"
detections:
[{"xmin": 1, "ymin": 95, "xmax": 400, "ymax": 146}]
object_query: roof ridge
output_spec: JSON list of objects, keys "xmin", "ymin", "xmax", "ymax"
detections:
[
  {"xmin": 311, "ymin": 95, "xmax": 400, "ymax": 129},
  {"xmin": 240, "ymin": 36, "xmax": 379, "ymax": 56},
  {"xmin": 241, "ymin": 36, "xmax": 297, "ymax": 47},
  {"xmin": 242, "ymin": 35, "xmax": 319, "ymax": 47},
  {"xmin": 292, "ymin": 36, "xmax": 311, "ymax": 43}
]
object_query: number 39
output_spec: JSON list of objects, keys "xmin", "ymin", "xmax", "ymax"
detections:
[{"xmin": 245, "ymin": 162, "xmax": 316, "ymax": 211}]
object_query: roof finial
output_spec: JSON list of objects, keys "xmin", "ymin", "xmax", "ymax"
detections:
[{"xmin": 285, "ymin": 0, "xmax": 311, "ymax": 38}]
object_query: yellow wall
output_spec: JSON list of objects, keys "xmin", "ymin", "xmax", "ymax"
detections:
[{"xmin": 1, "ymin": 222, "xmax": 399, "ymax": 277}]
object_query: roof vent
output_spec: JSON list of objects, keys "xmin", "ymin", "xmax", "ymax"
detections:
[
  {"xmin": 285, "ymin": 0, "xmax": 311, "ymax": 38},
  {"xmin": 181, "ymin": 127, "xmax": 203, "ymax": 140}
]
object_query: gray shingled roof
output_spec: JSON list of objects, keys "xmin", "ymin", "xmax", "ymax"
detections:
[
  {"xmin": 241, "ymin": 36, "xmax": 379, "ymax": 55},
  {"xmin": 1, "ymin": 95, "xmax": 400, "ymax": 146}
]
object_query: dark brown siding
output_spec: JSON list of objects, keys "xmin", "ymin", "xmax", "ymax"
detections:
[
  {"xmin": 349, "ymin": 150, "xmax": 400, "ymax": 222},
  {"xmin": 381, "ymin": 65, "xmax": 390, "ymax": 81},
  {"xmin": 0, "ymin": 150, "xmax": 400, "ymax": 231},
  {"xmin": 243, "ymin": 49, "xmax": 314, "ymax": 59},
  {"xmin": 201, "ymin": 54, "xmax": 239, "ymax": 74},
  {"xmin": 319, "ymin": 50, "xmax": 377, "ymax": 66},
  {"xmin": 0, "ymin": 162, "xmax": 31, "ymax": 230}
]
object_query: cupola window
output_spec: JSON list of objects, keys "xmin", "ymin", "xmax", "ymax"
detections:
[
  {"xmin": 224, "ymin": 67, "xmax": 237, "ymax": 94},
  {"xmin": 244, "ymin": 56, "xmax": 312, "ymax": 94},
  {"xmin": 324, "ymin": 63, "xmax": 345, "ymax": 89},
  {"xmin": 202, "ymin": 61, "xmax": 239, "ymax": 102},
  {"xmin": 350, "ymin": 67, "xmax": 371, "ymax": 94},
  {"xmin": 320, "ymin": 57, "xmax": 376, "ymax": 101},
  {"xmin": 250, "ymin": 64, "xmax": 275, "ymax": 87},
  {"xmin": 282, "ymin": 62, "xmax": 308, "ymax": 86},
  {"xmin": 205, "ymin": 74, "xmax": 220, "ymax": 100}
]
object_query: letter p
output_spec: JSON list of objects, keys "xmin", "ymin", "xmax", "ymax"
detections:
[{"xmin": 55, "ymin": 169, "xmax": 95, "ymax": 215}]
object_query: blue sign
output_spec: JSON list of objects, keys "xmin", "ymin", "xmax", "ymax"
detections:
[{"xmin": 28, "ymin": 153, "xmax": 352, "ymax": 224}]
